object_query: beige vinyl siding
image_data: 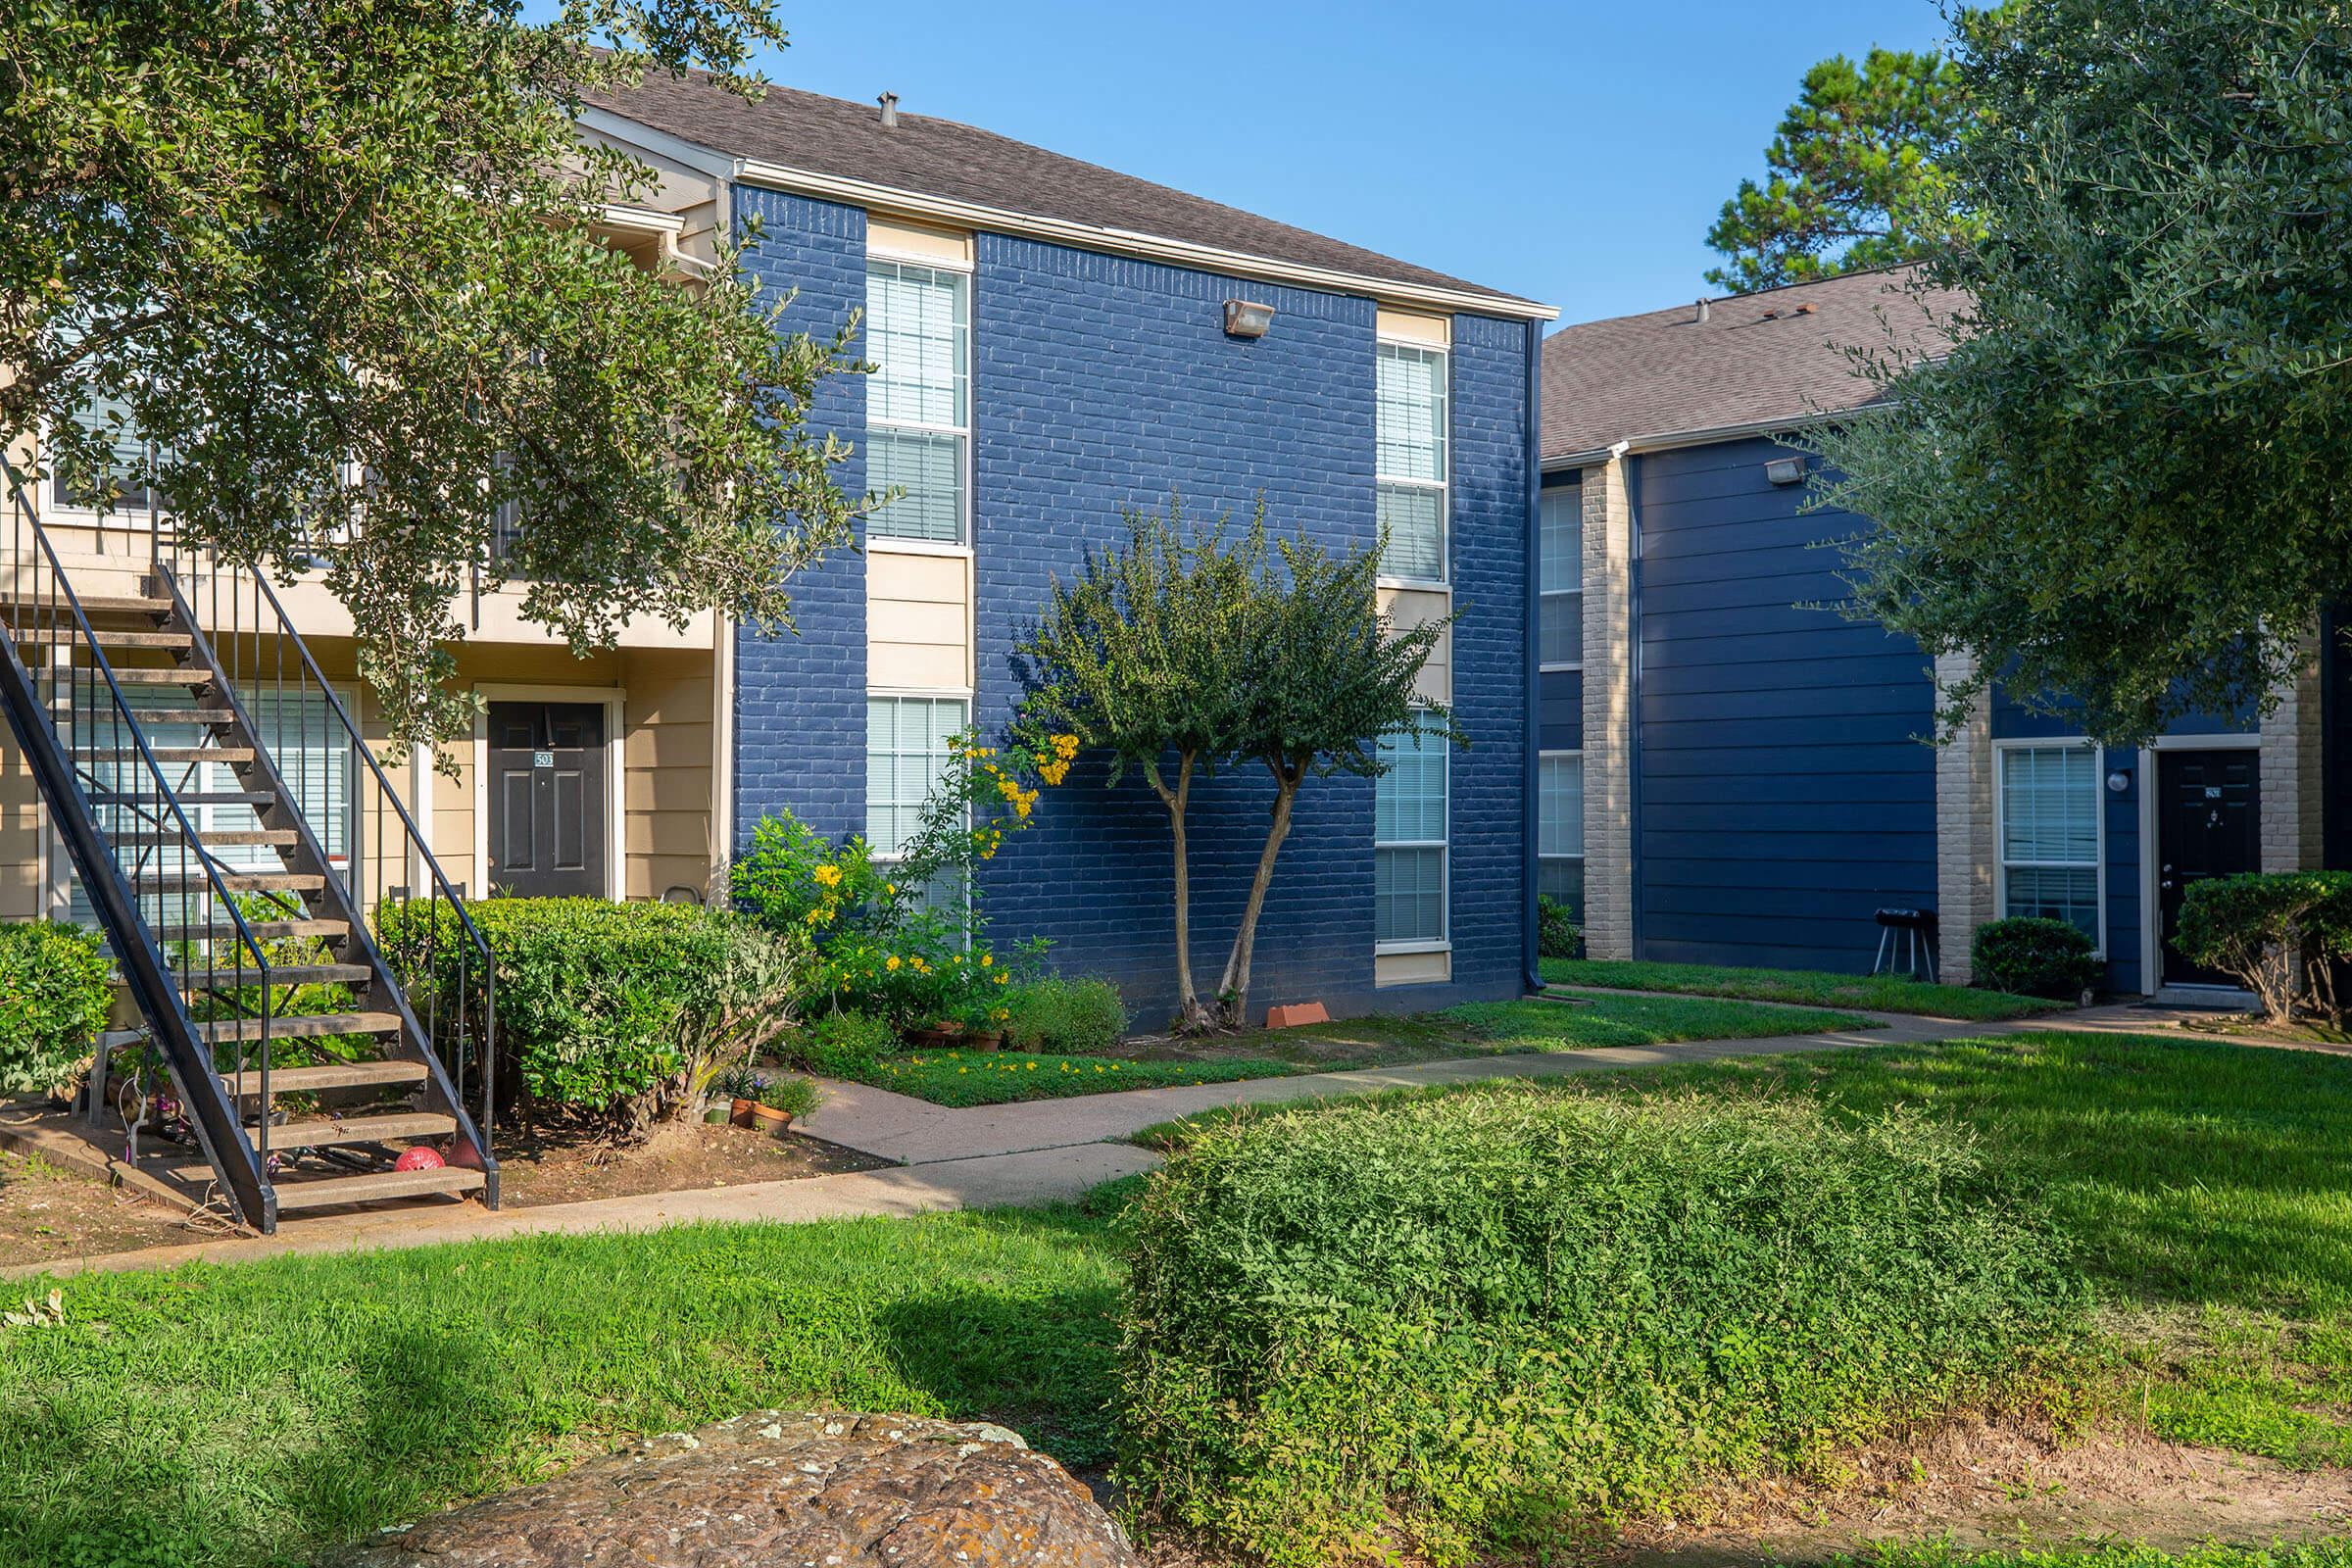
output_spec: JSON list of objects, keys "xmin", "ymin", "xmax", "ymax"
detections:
[
  {"xmin": 1378, "ymin": 585, "xmax": 1452, "ymax": 706},
  {"xmin": 620, "ymin": 646, "xmax": 716, "ymax": 902},
  {"xmin": 1375, "ymin": 948, "xmax": 1451, "ymax": 988},
  {"xmin": 867, "ymin": 549, "xmax": 972, "ymax": 692}
]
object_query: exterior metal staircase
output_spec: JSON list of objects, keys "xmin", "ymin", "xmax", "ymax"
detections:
[{"xmin": 0, "ymin": 453, "xmax": 498, "ymax": 1233}]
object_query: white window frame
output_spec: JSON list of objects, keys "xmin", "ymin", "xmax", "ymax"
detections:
[
  {"xmin": 1991, "ymin": 737, "xmax": 2107, "ymax": 958},
  {"xmin": 863, "ymin": 254, "xmax": 972, "ymax": 551},
  {"xmin": 865, "ymin": 687, "xmax": 974, "ymax": 929},
  {"xmin": 34, "ymin": 410, "xmax": 170, "ymax": 530},
  {"xmin": 1373, "ymin": 711, "xmax": 1451, "ymax": 955},
  {"xmin": 1538, "ymin": 748, "xmax": 1585, "ymax": 908},
  {"xmin": 1374, "ymin": 339, "xmax": 1449, "ymax": 590},
  {"xmin": 1538, "ymin": 487, "xmax": 1582, "ymax": 673}
]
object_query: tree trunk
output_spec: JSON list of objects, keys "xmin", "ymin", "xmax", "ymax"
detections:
[
  {"xmin": 1212, "ymin": 760, "xmax": 1300, "ymax": 1030},
  {"xmin": 1149, "ymin": 753, "xmax": 1215, "ymax": 1034}
]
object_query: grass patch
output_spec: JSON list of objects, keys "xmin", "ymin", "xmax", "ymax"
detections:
[
  {"xmin": 861, "ymin": 1048, "xmax": 1298, "ymax": 1106},
  {"xmin": 1826, "ymin": 1547, "xmax": 2352, "ymax": 1568},
  {"xmin": 851, "ymin": 994, "xmax": 1876, "ymax": 1105},
  {"xmin": 1541, "ymin": 956, "xmax": 2066, "ymax": 1020},
  {"xmin": 0, "ymin": 1209, "xmax": 1122, "ymax": 1568}
]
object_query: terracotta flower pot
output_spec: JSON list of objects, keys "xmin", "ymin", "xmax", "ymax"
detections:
[
  {"xmin": 730, "ymin": 1097, "xmax": 760, "ymax": 1130},
  {"xmin": 750, "ymin": 1102, "xmax": 794, "ymax": 1137},
  {"xmin": 906, "ymin": 1024, "xmax": 963, "ymax": 1051}
]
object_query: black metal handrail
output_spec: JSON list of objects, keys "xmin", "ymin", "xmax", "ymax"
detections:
[
  {"xmin": 155, "ymin": 530, "xmax": 501, "ymax": 1162},
  {"xmin": 0, "ymin": 450, "xmax": 276, "ymax": 1223}
]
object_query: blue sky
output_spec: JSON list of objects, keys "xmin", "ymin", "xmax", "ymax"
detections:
[{"xmin": 667, "ymin": 0, "xmax": 1956, "ymax": 324}]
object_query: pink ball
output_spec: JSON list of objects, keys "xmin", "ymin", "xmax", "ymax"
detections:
[{"xmin": 394, "ymin": 1145, "xmax": 446, "ymax": 1172}]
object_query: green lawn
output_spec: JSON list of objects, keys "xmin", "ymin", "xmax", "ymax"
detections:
[
  {"xmin": 1541, "ymin": 956, "xmax": 2068, "ymax": 1020},
  {"xmin": 7, "ymin": 1030, "xmax": 2343, "ymax": 1568},
  {"xmin": 1139, "ymin": 1031, "xmax": 2352, "ymax": 1471},
  {"xmin": 847, "ymin": 993, "xmax": 1877, "ymax": 1104},
  {"xmin": 1829, "ymin": 1548, "xmax": 2352, "ymax": 1568}
]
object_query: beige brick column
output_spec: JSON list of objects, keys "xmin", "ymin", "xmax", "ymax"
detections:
[
  {"xmin": 1580, "ymin": 452, "xmax": 1635, "ymax": 960},
  {"xmin": 1934, "ymin": 652, "xmax": 1997, "ymax": 984},
  {"xmin": 2260, "ymin": 628, "xmax": 2327, "ymax": 872}
]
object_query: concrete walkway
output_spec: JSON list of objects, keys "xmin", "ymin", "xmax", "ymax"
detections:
[{"xmin": 8, "ymin": 994, "xmax": 2318, "ymax": 1280}]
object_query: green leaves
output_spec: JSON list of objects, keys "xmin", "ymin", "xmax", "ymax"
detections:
[
  {"xmin": 0, "ymin": 921, "xmax": 115, "ymax": 1097},
  {"xmin": 2, "ymin": 0, "xmax": 864, "ymax": 752},
  {"xmin": 1817, "ymin": 0, "xmax": 2352, "ymax": 744}
]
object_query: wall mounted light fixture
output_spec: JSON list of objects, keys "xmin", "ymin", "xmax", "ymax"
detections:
[
  {"xmin": 1223, "ymin": 299, "xmax": 1276, "ymax": 338},
  {"xmin": 1764, "ymin": 456, "xmax": 1807, "ymax": 486},
  {"xmin": 2106, "ymin": 767, "xmax": 2132, "ymax": 796}
]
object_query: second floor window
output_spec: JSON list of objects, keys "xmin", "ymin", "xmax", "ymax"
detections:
[
  {"xmin": 1539, "ymin": 488, "xmax": 1582, "ymax": 668},
  {"xmin": 1376, "ymin": 342, "xmax": 1447, "ymax": 583},
  {"xmin": 865, "ymin": 260, "xmax": 968, "ymax": 545}
]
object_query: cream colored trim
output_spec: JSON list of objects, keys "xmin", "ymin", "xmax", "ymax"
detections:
[
  {"xmin": 1375, "ymin": 308, "xmax": 1450, "ymax": 348},
  {"xmin": 711, "ymin": 609, "xmax": 736, "ymax": 885},
  {"xmin": 1990, "ymin": 738, "xmax": 2108, "ymax": 959},
  {"xmin": 1375, "ymin": 947, "xmax": 1452, "ymax": 988},
  {"xmin": 867, "ymin": 217, "xmax": 974, "ymax": 269},
  {"xmin": 469, "ymin": 683, "xmax": 627, "ymax": 903},
  {"xmin": 597, "ymin": 203, "xmax": 688, "ymax": 237},
  {"xmin": 866, "ymin": 537, "xmax": 974, "ymax": 561},
  {"xmin": 733, "ymin": 157, "xmax": 1556, "ymax": 321}
]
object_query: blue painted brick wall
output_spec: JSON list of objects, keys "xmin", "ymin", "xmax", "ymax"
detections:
[
  {"xmin": 733, "ymin": 191, "xmax": 867, "ymax": 847},
  {"xmin": 727, "ymin": 208, "xmax": 1531, "ymax": 1024}
]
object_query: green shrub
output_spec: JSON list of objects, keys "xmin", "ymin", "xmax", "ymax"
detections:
[
  {"xmin": 1119, "ymin": 1091, "xmax": 2082, "ymax": 1566},
  {"xmin": 788, "ymin": 1009, "xmax": 898, "ymax": 1077},
  {"xmin": 377, "ymin": 898, "xmax": 801, "ymax": 1138},
  {"xmin": 758, "ymin": 1074, "xmax": 820, "ymax": 1118},
  {"xmin": 1537, "ymin": 896, "xmax": 1581, "ymax": 959},
  {"xmin": 1971, "ymin": 916, "xmax": 2100, "ymax": 1001},
  {"xmin": 1003, "ymin": 976, "xmax": 1129, "ymax": 1053},
  {"xmin": 2177, "ymin": 870, "xmax": 2352, "ymax": 1024},
  {"xmin": 0, "ymin": 921, "xmax": 114, "ymax": 1096}
]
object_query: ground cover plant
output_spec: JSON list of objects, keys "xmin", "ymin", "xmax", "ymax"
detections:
[
  {"xmin": 1540, "ymin": 956, "xmax": 2065, "ymax": 1021},
  {"xmin": 0, "ymin": 920, "xmax": 113, "ymax": 1097},
  {"xmin": 1120, "ymin": 1090, "xmax": 2084, "ymax": 1565},
  {"xmin": 863, "ymin": 1049, "xmax": 1295, "ymax": 1107},
  {"xmin": 0, "ymin": 1210, "xmax": 1122, "ymax": 1568},
  {"xmin": 1137, "ymin": 1033, "xmax": 2352, "ymax": 1473},
  {"xmin": 1973, "ymin": 917, "xmax": 2102, "ymax": 1002}
]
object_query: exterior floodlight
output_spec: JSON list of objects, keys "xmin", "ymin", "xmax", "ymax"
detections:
[
  {"xmin": 1763, "ymin": 456, "xmax": 1807, "ymax": 486},
  {"xmin": 1223, "ymin": 299, "xmax": 1276, "ymax": 338}
]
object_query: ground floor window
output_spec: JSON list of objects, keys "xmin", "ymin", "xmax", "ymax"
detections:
[
  {"xmin": 1539, "ymin": 751, "xmax": 1585, "ymax": 919},
  {"xmin": 1375, "ymin": 713, "xmax": 1448, "ymax": 948},
  {"xmin": 1998, "ymin": 742, "xmax": 2101, "ymax": 946},
  {"xmin": 866, "ymin": 693, "xmax": 969, "ymax": 924}
]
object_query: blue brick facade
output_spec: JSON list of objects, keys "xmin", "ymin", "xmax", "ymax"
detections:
[{"xmin": 728, "ymin": 199, "xmax": 1534, "ymax": 1024}]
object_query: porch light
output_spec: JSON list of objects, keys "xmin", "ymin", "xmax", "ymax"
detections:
[
  {"xmin": 1764, "ymin": 456, "xmax": 1807, "ymax": 486},
  {"xmin": 1223, "ymin": 299, "xmax": 1276, "ymax": 338},
  {"xmin": 2106, "ymin": 767, "xmax": 2132, "ymax": 795}
]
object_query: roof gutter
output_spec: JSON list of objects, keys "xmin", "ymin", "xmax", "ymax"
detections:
[
  {"xmin": 577, "ymin": 106, "xmax": 1558, "ymax": 322},
  {"xmin": 1543, "ymin": 410, "xmax": 1839, "ymax": 473}
]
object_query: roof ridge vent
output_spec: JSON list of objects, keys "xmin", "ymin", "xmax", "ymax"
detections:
[{"xmin": 877, "ymin": 91, "xmax": 900, "ymax": 128}]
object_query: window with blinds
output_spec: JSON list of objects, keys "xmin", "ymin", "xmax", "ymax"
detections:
[
  {"xmin": 1539, "ymin": 488, "xmax": 1582, "ymax": 669},
  {"xmin": 865, "ymin": 261, "xmax": 968, "ymax": 545},
  {"xmin": 62, "ymin": 688, "xmax": 353, "ymax": 925},
  {"xmin": 1374, "ymin": 713, "xmax": 1449, "ymax": 947},
  {"xmin": 1539, "ymin": 752, "xmax": 1585, "ymax": 916},
  {"xmin": 1375, "ymin": 343, "xmax": 1448, "ymax": 582},
  {"xmin": 1998, "ymin": 744, "xmax": 2101, "ymax": 945},
  {"xmin": 49, "ymin": 390, "xmax": 170, "ymax": 516}
]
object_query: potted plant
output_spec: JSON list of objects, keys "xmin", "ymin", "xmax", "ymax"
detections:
[
  {"xmin": 752, "ymin": 1074, "xmax": 818, "ymax": 1136},
  {"xmin": 712, "ymin": 1065, "xmax": 764, "ymax": 1129}
]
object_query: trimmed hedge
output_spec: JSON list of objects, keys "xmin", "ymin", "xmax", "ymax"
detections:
[
  {"xmin": 0, "ymin": 921, "xmax": 114, "ymax": 1096},
  {"xmin": 1537, "ymin": 896, "xmax": 1581, "ymax": 959},
  {"xmin": 2177, "ymin": 870, "xmax": 2352, "ymax": 1023},
  {"xmin": 1972, "ymin": 916, "xmax": 2100, "ymax": 1001},
  {"xmin": 378, "ymin": 898, "xmax": 798, "ymax": 1137},
  {"xmin": 1119, "ymin": 1091, "xmax": 2082, "ymax": 1565}
]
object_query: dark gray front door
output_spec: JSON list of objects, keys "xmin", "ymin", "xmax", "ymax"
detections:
[
  {"xmin": 487, "ymin": 702, "xmax": 607, "ymax": 899},
  {"xmin": 2156, "ymin": 748, "xmax": 2260, "ymax": 987}
]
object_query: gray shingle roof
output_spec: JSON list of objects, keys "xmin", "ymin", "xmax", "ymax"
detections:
[
  {"xmin": 1540, "ymin": 267, "xmax": 1963, "ymax": 463},
  {"xmin": 595, "ymin": 73, "xmax": 1542, "ymax": 312}
]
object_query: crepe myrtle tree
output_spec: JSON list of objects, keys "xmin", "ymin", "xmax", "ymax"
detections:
[
  {"xmin": 1, "ymin": 0, "xmax": 871, "ymax": 756},
  {"xmin": 1815, "ymin": 0, "xmax": 2352, "ymax": 745},
  {"xmin": 1012, "ymin": 499, "xmax": 1454, "ymax": 1033}
]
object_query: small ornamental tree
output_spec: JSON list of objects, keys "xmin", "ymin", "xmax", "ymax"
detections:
[{"xmin": 1013, "ymin": 499, "xmax": 1452, "ymax": 1033}]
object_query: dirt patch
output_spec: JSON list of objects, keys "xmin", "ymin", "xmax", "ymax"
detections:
[
  {"xmin": 489, "ymin": 1118, "xmax": 886, "ymax": 1208},
  {"xmin": 0, "ymin": 1146, "xmax": 205, "ymax": 1267},
  {"xmin": 1604, "ymin": 1414, "xmax": 2352, "ymax": 1565},
  {"xmin": 2175, "ymin": 1012, "xmax": 2352, "ymax": 1049}
]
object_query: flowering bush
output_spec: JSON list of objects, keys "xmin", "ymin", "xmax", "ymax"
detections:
[{"xmin": 730, "ymin": 724, "xmax": 1077, "ymax": 1031}]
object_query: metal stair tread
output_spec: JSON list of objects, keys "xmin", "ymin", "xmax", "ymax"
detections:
[
  {"xmin": 248, "ymin": 1111, "xmax": 455, "ymax": 1151},
  {"xmin": 84, "ymin": 667, "xmax": 213, "ymax": 687},
  {"xmin": 50, "ymin": 704, "xmax": 232, "ymax": 727},
  {"xmin": 143, "ymin": 868, "xmax": 321, "ymax": 891},
  {"xmin": 226, "ymin": 1058, "xmax": 429, "ymax": 1094},
  {"xmin": 156, "ymin": 961, "xmax": 372, "ymax": 989},
  {"xmin": 5, "ymin": 626, "xmax": 192, "ymax": 649},
  {"xmin": 109, "ymin": 827, "xmax": 298, "ymax": 847},
  {"xmin": 91, "ymin": 746, "xmax": 255, "ymax": 763},
  {"xmin": 96, "ymin": 788, "xmax": 272, "ymax": 806},
  {"xmin": 152, "ymin": 917, "xmax": 348, "ymax": 942},
  {"xmin": 99, "ymin": 1009, "xmax": 402, "ymax": 1049},
  {"xmin": 270, "ymin": 1165, "xmax": 485, "ymax": 1210}
]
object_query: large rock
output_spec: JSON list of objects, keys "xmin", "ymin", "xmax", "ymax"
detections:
[{"xmin": 327, "ymin": 1410, "xmax": 1140, "ymax": 1568}]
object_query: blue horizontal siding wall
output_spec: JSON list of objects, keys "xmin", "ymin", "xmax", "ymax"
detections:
[{"xmin": 1633, "ymin": 438, "xmax": 1936, "ymax": 971}]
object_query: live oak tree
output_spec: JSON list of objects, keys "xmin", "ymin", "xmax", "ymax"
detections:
[
  {"xmin": 1012, "ymin": 500, "xmax": 1450, "ymax": 1033},
  {"xmin": 2, "ymin": 0, "xmax": 867, "ymax": 753},
  {"xmin": 1705, "ymin": 42, "xmax": 1981, "ymax": 294},
  {"xmin": 1815, "ymin": 0, "xmax": 2352, "ymax": 745}
]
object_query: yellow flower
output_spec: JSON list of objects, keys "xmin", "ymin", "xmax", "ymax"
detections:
[
  {"xmin": 886, "ymin": 882, "xmax": 898, "ymax": 896},
  {"xmin": 1025, "ymin": 1061, "xmax": 1036, "ymax": 1070},
  {"xmin": 993, "ymin": 972, "xmax": 1007, "ymax": 985},
  {"xmin": 979, "ymin": 954, "xmax": 993, "ymax": 968},
  {"xmin": 886, "ymin": 956, "xmax": 903, "ymax": 972},
  {"xmin": 812, "ymin": 863, "xmax": 842, "ymax": 888},
  {"xmin": 1052, "ymin": 733, "xmax": 1079, "ymax": 760}
]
